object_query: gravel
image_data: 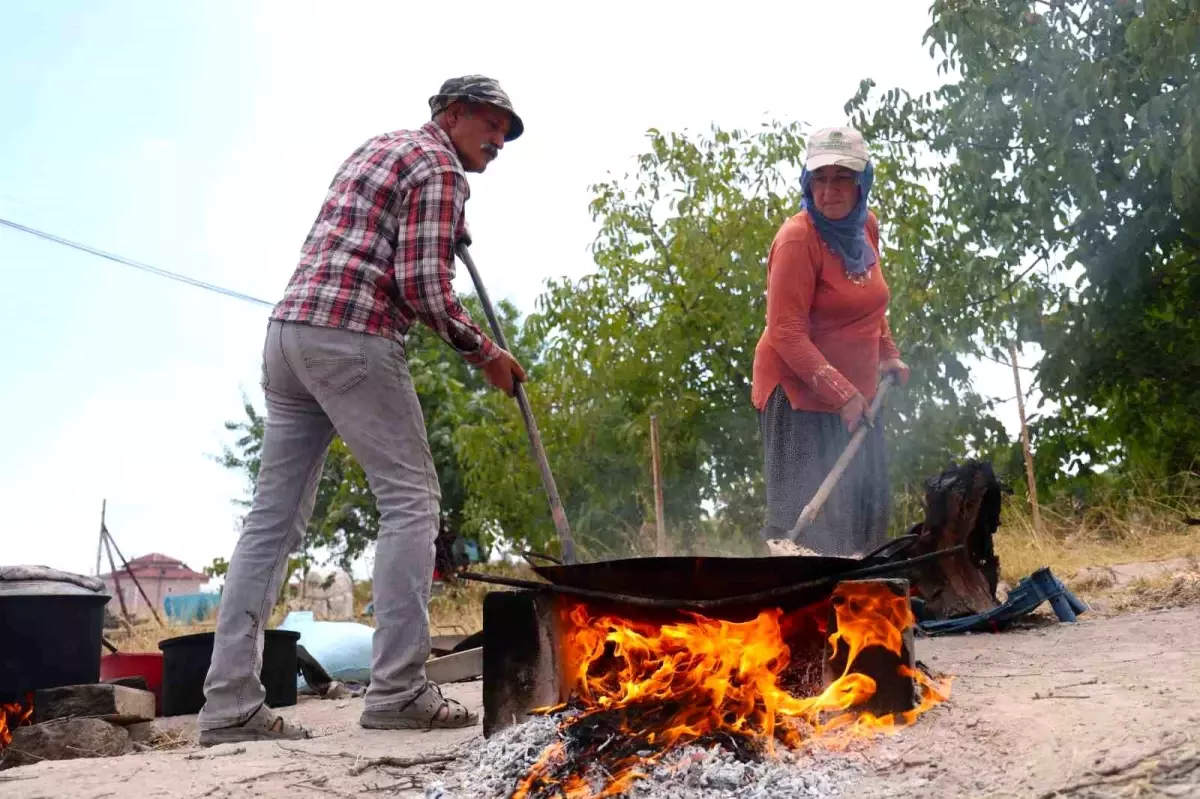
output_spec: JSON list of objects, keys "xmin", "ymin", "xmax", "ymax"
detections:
[{"xmin": 425, "ymin": 713, "xmax": 864, "ymax": 799}]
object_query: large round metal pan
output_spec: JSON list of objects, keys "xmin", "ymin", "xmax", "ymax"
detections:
[{"xmin": 525, "ymin": 553, "xmax": 887, "ymax": 601}]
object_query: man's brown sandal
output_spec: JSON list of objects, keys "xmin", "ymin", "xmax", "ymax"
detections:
[
  {"xmin": 198, "ymin": 705, "xmax": 311, "ymax": 746},
  {"xmin": 358, "ymin": 682, "xmax": 478, "ymax": 730}
]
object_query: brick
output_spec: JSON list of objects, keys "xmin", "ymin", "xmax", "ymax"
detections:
[{"xmin": 34, "ymin": 684, "xmax": 155, "ymax": 726}]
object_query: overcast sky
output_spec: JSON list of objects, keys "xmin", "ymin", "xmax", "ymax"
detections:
[{"xmin": 0, "ymin": 0, "xmax": 1029, "ymax": 583}]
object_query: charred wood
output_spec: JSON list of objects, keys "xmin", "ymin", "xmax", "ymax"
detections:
[{"xmin": 896, "ymin": 460, "xmax": 1007, "ymax": 620}]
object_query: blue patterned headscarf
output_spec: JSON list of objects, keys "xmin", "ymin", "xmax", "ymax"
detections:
[{"xmin": 799, "ymin": 161, "xmax": 877, "ymax": 275}]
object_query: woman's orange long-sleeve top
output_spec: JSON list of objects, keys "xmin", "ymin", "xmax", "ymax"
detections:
[{"xmin": 751, "ymin": 209, "xmax": 901, "ymax": 413}]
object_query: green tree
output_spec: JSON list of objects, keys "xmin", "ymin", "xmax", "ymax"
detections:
[
  {"xmin": 214, "ymin": 295, "xmax": 531, "ymax": 570},
  {"xmin": 215, "ymin": 396, "xmax": 375, "ymax": 571},
  {"xmin": 453, "ymin": 122, "xmax": 1012, "ymax": 555},
  {"xmin": 216, "ymin": 0, "xmax": 1200, "ymax": 556},
  {"xmin": 849, "ymin": 0, "xmax": 1200, "ymax": 485}
]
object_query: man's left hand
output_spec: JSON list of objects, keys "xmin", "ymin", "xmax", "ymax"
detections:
[
  {"xmin": 880, "ymin": 358, "xmax": 911, "ymax": 386},
  {"xmin": 483, "ymin": 348, "xmax": 527, "ymax": 397}
]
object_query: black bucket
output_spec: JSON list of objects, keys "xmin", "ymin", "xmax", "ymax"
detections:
[
  {"xmin": 158, "ymin": 629, "xmax": 301, "ymax": 717},
  {"xmin": 0, "ymin": 591, "xmax": 109, "ymax": 694}
]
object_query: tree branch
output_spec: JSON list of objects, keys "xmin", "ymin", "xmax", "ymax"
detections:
[
  {"xmin": 1032, "ymin": 0, "xmax": 1100, "ymax": 37},
  {"xmin": 963, "ymin": 254, "xmax": 1049, "ymax": 311},
  {"xmin": 980, "ymin": 352, "xmax": 1035, "ymax": 371}
]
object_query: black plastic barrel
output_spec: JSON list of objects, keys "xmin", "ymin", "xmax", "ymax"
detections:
[
  {"xmin": 158, "ymin": 629, "xmax": 301, "ymax": 717},
  {"xmin": 0, "ymin": 591, "xmax": 109, "ymax": 694}
]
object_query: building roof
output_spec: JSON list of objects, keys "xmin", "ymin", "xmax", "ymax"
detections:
[{"xmin": 99, "ymin": 552, "xmax": 208, "ymax": 582}]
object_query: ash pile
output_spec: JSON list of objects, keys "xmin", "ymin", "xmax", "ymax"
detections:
[{"xmin": 425, "ymin": 710, "xmax": 865, "ymax": 799}]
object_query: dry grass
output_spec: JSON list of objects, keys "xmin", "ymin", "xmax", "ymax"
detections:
[
  {"xmin": 144, "ymin": 726, "xmax": 193, "ymax": 751},
  {"xmin": 102, "ymin": 561, "xmax": 539, "ymax": 654},
  {"xmin": 428, "ymin": 560, "xmax": 539, "ymax": 634},
  {"xmin": 105, "ymin": 606, "xmax": 292, "ymax": 654},
  {"xmin": 995, "ymin": 494, "xmax": 1200, "ymax": 586},
  {"xmin": 436, "ymin": 487, "xmax": 1200, "ymax": 632},
  {"xmin": 1109, "ymin": 572, "xmax": 1200, "ymax": 613},
  {"xmin": 106, "ymin": 620, "xmax": 215, "ymax": 654},
  {"xmin": 104, "ymin": 484, "xmax": 1200, "ymax": 660},
  {"xmin": 993, "ymin": 476, "xmax": 1200, "ymax": 613}
]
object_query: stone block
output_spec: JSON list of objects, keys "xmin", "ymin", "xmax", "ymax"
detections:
[
  {"xmin": 0, "ymin": 718, "xmax": 131, "ymax": 769},
  {"xmin": 125, "ymin": 720, "xmax": 156, "ymax": 743},
  {"xmin": 34, "ymin": 684, "xmax": 155, "ymax": 726}
]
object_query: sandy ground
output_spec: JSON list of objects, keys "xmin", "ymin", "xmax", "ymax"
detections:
[
  {"xmin": 3, "ymin": 606, "xmax": 1199, "ymax": 799},
  {"xmin": 850, "ymin": 605, "xmax": 1200, "ymax": 798}
]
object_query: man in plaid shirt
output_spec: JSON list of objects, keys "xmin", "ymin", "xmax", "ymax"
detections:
[{"xmin": 198, "ymin": 76, "xmax": 527, "ymax": 744}]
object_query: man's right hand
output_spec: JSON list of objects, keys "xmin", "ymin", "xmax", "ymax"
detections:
[
  {"xmin": 482, "ymin": 348, "xmax": 527, "ymax": 397},
  {"xmin": 839, "ymin": 392, "xmax": 869, "ymax": 433}
]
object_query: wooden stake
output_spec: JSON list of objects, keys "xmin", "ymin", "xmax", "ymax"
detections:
[
  {"xmin": 1008, "ymin": 342, "xmax": 1042, "ymax": 534},
  {"xmin": 102, "ymin": 532, "xmax": 132, "ymax": 624},
  {"xmin": 104, "ymin": 526, "xmax": 166, "ymax": 628},
  {"xmin": 95, "ymin": 499, "xmax": 106, "ymax": 577},
  {"xmin": 650, "ymin": 415, "xmax": 667, "ymax": 556}
]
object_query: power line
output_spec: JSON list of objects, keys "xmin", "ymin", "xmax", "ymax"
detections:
[{"xmin": 0, "ymin": 216, "xmax": 275, "ymax": 308}]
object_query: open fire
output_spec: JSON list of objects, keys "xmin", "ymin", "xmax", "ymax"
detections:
[
  {"xmin": 0, "ymin": 694, "xmax": 34, "ymax": 751},
  {"xmin": 510, "ymin": 581, "xmax": 951, "ymax": 798}
]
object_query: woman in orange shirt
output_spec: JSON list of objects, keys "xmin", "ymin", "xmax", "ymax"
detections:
[{"xmin": 751, "ymin": 126, "xmax": 909, "ymax": 556}]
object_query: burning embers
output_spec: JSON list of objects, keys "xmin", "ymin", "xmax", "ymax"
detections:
[
  {"xmin": 0, "ymin": 695, "xmax": 34, "ymax": 751},
  {"xmin": 510, "ymin": 581, "xmax": 950, "ymax": 798}
]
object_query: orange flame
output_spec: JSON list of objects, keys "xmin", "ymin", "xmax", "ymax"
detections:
[
  {"xmin": 512, "ymin": 583, "xmax": 952, "ymax": 798},
  {"xmin": 0, "ymin": 694, "xmax": 34, "ymax": 750}
]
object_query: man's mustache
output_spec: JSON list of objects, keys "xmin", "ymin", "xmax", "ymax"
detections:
[{"xmin": 481, "ymin": 143, "xmax": 499, "ymax": 158}]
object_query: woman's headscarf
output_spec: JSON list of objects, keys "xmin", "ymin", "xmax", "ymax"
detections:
[{"xmin": 799, "ymin": 161, "xmax": 877, "ymax": 275}]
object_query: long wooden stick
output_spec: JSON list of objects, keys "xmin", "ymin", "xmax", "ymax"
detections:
[
  {"xmin": 455, "ymin": 242, "xmax": 578, "ymax": 565},
  {"xmin": 1009, "ymin": 342, "xmax": 1042, "ymax": 534},
  {"xmin": 786, "ymin": 375, "xmax": 895, "ymax": 542},
  {"xmin": 650, "ymin": 415, "xmax": 667, "ymax": 555}
]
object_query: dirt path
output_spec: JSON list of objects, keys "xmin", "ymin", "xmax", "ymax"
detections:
[
  {"xmin": 854, "ymin": 605, "xmax": 1200, "ymax": 797},
  {"xmin": 3, "ymin": 607, "xmax": 1198, "ymax": 798},
  {"xmin": 0, "ymin": 683, "xmax": 484, "ymax": 799}
]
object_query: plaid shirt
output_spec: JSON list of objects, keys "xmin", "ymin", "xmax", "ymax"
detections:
[{"xmin": 272, "ymin": 122, "xmax": 497, "ymax": 367}]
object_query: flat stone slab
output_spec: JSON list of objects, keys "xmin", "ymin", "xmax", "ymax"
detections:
[
  {"xmin": 0, "ymin": 718, "xmax": 131, "ymax": 770},
  {"xmin": 34, "ymin": 684, "xmax": 155, "ymax": 726},
  {"xmin": 426, "ymin": 647, "xmax": 483, "ymax": 685}
]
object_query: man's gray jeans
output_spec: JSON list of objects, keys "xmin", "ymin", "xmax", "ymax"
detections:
[{"xmin": 198, "ymin": 319, "xmax": 439, "ymax": 729}]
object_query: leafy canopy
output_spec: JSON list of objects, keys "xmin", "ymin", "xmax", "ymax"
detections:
[{"xmin": 214, "ymin": 0, "xmax": 1199, "ymax": 564}]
